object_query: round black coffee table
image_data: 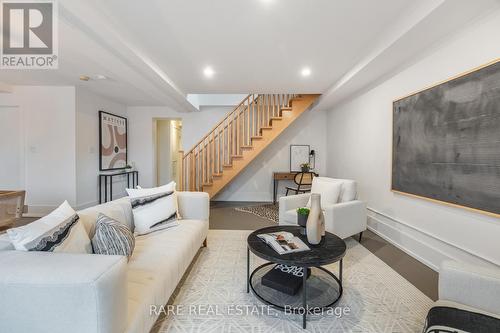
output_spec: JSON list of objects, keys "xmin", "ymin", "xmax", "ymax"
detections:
[{"xmin": 247, "ymin": 226, "xmax": 346, "ymax": 329}]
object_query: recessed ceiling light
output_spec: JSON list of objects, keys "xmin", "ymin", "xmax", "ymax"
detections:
[
  {"xmin": 95, "ymin": 74, "xmax": 108, "ymax": 80},
  {"xmin": 301, "ymin": 67, "xmax": 311, "ymax": 77},
  {"xmin": 203, "ymin": 66, "xmax": 215, "ymax": 78}
]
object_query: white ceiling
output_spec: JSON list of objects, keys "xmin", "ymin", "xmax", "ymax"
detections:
[{"xmin": 1, "ymin": 0, "xmax": 499, "ymax": 110}]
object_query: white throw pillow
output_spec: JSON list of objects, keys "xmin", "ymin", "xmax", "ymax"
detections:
[
  {"xmin": 126, "ymin": 182, "xmax": 179, "ymax": 235},
  {"xmin": 7, "ymin": 201, "xmax": 92, "ymax": 253},
  {"xmin": 306, "ymin": 179, "xmax": 342, "ymax": 208}
]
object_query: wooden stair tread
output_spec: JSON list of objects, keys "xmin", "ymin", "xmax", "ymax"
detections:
[
  {"xmin": 270, "ymin": 117, "xmax": 282, "ymax": 120},
  {"xmin": 251, "ymin": 136, "xmax": 263, "ymax": 140},
  {"xmin": 231, "ymin": 155, "xmax": 243, "ymax": 159},
  {"xmin": 241, "ymin": 145, "xmax": 253, "ymax": 149},
  {"xmin": 260, "ymin": 126, "xmax": 273, "ymax": 130},
  {"xmin": 223, "ymin": 164, "xmax": 233, "ymax": 168},
  {"xmin": 212, "ymin": 173, "xmax": 223, "ymax": 177},
  {"xmin": 281, "ymin": 106, "xmax": 292, "ymax": 111},
  {"xmin": 202, "ymin": 183, "xmax": 213, "ymax": 186}
]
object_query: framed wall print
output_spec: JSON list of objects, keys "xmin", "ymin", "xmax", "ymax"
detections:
[
  {"xmin": 99, "ymin": 111, "xmax": 128, "ymax": 171},
  {"xmin": 290, "ymin": 145, "xmax": 310, "ymax": 172},
  {"xmin": 392, "ymin": 59, "xmax": 500, "ymax": 217}
]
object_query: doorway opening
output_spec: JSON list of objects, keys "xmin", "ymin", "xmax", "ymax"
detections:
[{"xmin": 153, "ymin": 118, "xmax": 182, "ymax": 187}]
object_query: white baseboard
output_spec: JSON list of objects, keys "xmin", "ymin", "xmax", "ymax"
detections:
[{"xmin": 367, "ymin": 207, "xmax": 499, "ymax": 271}]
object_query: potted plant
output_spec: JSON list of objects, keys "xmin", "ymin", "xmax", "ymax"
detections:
[
  {"xmin": 300, "ymin": 163, "xmax": 310, "ymax": 172},
  {"xmin": 296, "ymin": 207, "xmax": 310, "ymax": 235}
]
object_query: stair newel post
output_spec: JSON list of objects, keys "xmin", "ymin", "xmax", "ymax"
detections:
[
  {"xmin": 250, "ymin": 95, "xmax": 255, "ymax": 144},
  {"xmin": 267, "ymin": 94, "xmax": 271, "ymax": 126},
  {"xmin": 272, "ymin": 94, "xmax": 276, "ymax": 118},
  {"xmin": 223, "ymin": 119, "xmax": 226, "ymax": 166},
  {"xmin": 256, "ymin": 95, "xmax": 259, "ymax": 136},
  {"xmin": 189, "ymin": 152, "xmax": 193, "ymax": 191},
  {"xmin": 193, "ymin": 149, "xmax": 196, "ymax": 191},
  {"xmin": 211, "ymin": 132, "xmax": 215, "ymax": 179},
  {"xmin": 179, "ymin": 150, "xmax": 184, "ymax": 191},
  {"xmin": 215, "ymin": 127, "xmax": 219, "ymax": 175},
  {"xmin": 204, "ymin": 139, "xmax": 207, "ymax": 185},
  {"xmin": 248, "ymin": 94, "xmax": 253, "ymax": 146},
  {"xmin": 236, "ymin": 106, "xmax": 240, "ymax": 156},
  {"xmin": 199, "ymin": 143, "xmax": 203, "ymax": 188},
  {"xmin": 229, "ymin": 115, "xmax": 232, "ymax": 159},
  {"xmin": 208, "ymin": 135, "xmax": 212, "ymax": 183}
]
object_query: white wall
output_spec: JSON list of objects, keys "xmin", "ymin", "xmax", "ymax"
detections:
[
  {"xmin": 75, "ymin": 87, "xmax": 128, "ymax": 209},
  {"xmin": 128, "ymin": 105, "xmax": 326, "ymax": 201},
  {"xmin": 0, "ymin": 86, "xmax": 76, "ymax": 215},
  {"xmin": 0, "ymin": 107, "xmax": 23, "ymax": 190},
  {"xmin": 128, "ymin": 106, "xmax": 232, "ymax": 188},
  {"xmin": 326, "ymin": 10, "xmax": 500, "ymax": 269}
]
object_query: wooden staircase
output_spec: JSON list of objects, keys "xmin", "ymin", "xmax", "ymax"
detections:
[{"xmin": 178, "ymin": 94, "xmax": 320, "ymax": 198}]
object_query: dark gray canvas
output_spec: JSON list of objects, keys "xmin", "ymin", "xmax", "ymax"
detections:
[{"xmin": 392, "ymin": 61, "xmax": 500, "ymax": 216}]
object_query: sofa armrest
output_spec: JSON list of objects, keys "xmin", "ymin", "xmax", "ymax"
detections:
[
  {"xmin": 279, "ymin": 193, "xmax": 310, "ymax": 223},
  {"xmin": 0, "ymin": 251, "xmax": 127, "ymax": 333},
  {"xmin": 323, "ymin": 200, "xmax": 367, "ymax": 239},
  {"xmin": 177, "ymin": 191, "xmax": 209, "ymax": 221},
  {"xmin": 439, "ymin": 261, "xmax": 500, "ymax": 315}
]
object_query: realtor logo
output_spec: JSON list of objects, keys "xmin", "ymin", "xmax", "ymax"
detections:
[{"xmin": 1, "ymin": 0, "xmax": 58, "ymax": 69}]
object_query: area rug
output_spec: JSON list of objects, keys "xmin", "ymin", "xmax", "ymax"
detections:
[
  {"xmin": 234, "ymin": 203, "xmax": 279, "ymax": 223},
  {"xmin": 157, "ymin": 230, "xmax": 432, "ymax": 333}
]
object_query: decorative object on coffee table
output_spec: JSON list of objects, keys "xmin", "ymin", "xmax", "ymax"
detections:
[
  {"xmin": 247, "ymin": 225, "xmax": 346, "ymax": 329},
  {"xmin": 261, "ymin": 264, "xmax": 311, "ymax": 295},
  {"xmin": 300, "ymin": 163, "xmax": 310, "ymax": 172},
  {"xmin": 296, "ymin": 207, "xmax": 309, "ymax": 235},
  {"xmin": 306, "ymin": 193, "xmax": 325, "ymax": 245}
]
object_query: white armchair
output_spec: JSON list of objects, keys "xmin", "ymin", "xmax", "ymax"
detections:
[
  {"xmin": 423, "ymin": 261, "xmax": 500, "ymax": 332},
  {"xmin": 279, "ymin": 178, "xmax": 367, "ymax": 240},
  {"xmin": 438, "ymin": 261, "xmax": 500, "ymax": 316}
]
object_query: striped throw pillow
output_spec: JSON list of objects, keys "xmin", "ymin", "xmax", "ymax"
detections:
[{"xmin": 92, "ymin": 214, "xmax": 135, "ymax": 259}]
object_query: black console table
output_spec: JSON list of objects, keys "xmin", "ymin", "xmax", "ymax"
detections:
[{"xmin": 99, "ymin": 170, "xmax": 138, "ymax": 204}]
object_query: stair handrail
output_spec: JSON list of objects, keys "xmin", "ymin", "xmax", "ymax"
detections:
[{"xmin": 183, "ymin": 93, "xmax": 257, "ymax": 156}]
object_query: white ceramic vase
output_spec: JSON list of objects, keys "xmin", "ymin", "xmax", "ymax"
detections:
[{"xmin": 306, "ymin": 193, "xmax": 325, "ymax": 245}]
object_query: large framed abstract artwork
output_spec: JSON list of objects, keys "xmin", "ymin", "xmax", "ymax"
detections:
[
  {"xmin": 392, "ymin": 59, "xmax": 500, "ymax": 217},
  {"xmin": 99, "ymin": 111, "xmax": 128, "ymax": 171}
]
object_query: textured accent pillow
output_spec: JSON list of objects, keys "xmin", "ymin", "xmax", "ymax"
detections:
[
  {"xmin": 92, "ymin": 214, "xmax": 135, "ymax": 259},
  {"xmin": 126, "ymin": 181, "xmax": 180, "ymax": 218},
  {"xmin": 306, "ymin": 179, "xmax": 342, "ymax": 208},
  {"xmin": 127, "ymin": 187, "xmax": 179, "ymax": 235},
  {"xmin": 7, "ymin": 201, "xmax": 92, "ymax": 253}
]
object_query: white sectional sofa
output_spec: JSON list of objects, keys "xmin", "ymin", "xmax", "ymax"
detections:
[{"xmin": 0, "ymin": 191, "xmax": 209, "ymax": 333}]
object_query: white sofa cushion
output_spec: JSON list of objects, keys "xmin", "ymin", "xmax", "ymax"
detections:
[
  {"xmin": 78, "ymin": 197, "xmax": 134, "ymax": 237},
  {"xmin": 125, "ymin": 218, "xmax": 209, "ymax": 333},
  {"xmin": 306, "ymin": 178, "xmax": 342, "ymax": 207},
  {"xmin": 334, "ymin": 178, "xmax": 357, "ymax": 202},
  {"xmin": 7, "ymin": 201, "xmax": 91, "ymax": 253}
]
